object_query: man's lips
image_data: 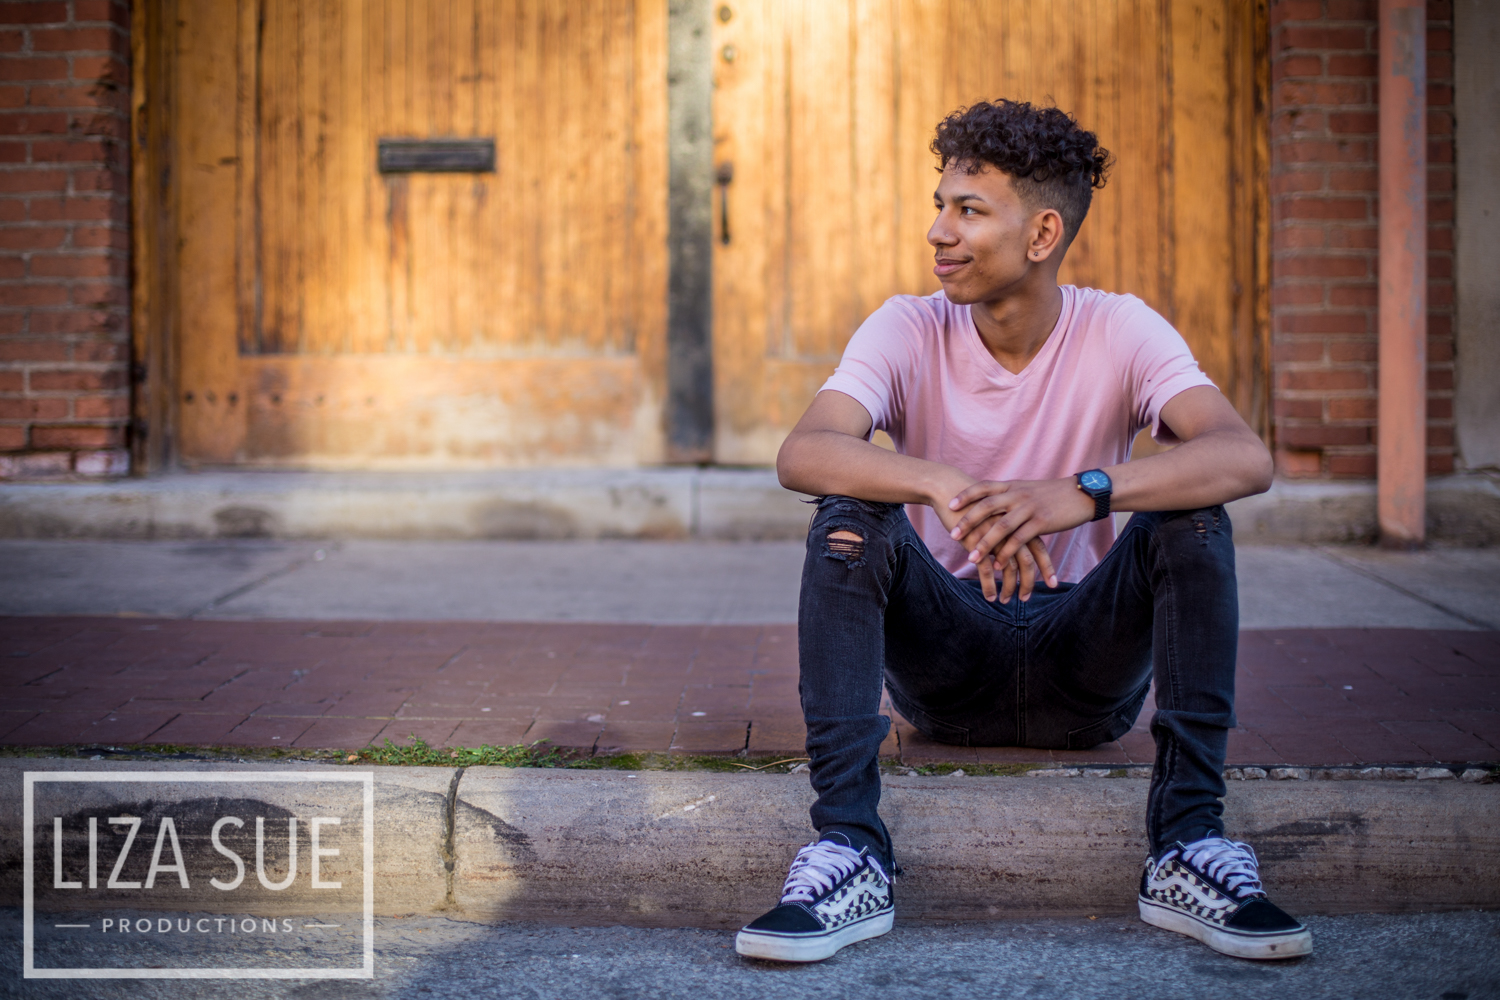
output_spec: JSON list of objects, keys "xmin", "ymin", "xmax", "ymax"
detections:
[{"xmin": 933, "ymin": 258, "xmax": 968, "ymax": 277}]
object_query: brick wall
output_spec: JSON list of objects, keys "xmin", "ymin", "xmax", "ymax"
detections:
[
  {"xmin": 0, "ymin": 0, "xmax": 130, "ymax": 479},
  {"xmin": 1270, "ymin": 0, "xmax": 1455, "ymax": 479}
]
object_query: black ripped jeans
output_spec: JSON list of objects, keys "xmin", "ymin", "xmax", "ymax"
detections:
[{"xmin": 798, "ymin": 496, "xmax": 1239, "ymax": 870}]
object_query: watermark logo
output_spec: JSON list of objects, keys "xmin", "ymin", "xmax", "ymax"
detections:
[{"xmin": 23, "ymin": 771, "xmax": 374, "ymax": 979}]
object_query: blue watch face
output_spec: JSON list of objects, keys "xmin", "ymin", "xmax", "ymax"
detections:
[{"xmin": 1080, "ymin": 470, "xmax": 1110, "ymax": 492}]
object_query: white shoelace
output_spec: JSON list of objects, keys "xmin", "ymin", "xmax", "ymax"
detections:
[
  {"xmin": 779, "ymin": 840, "xmax": 881, "ymax": 905},
  {"xmin": 1164, "ymin": 837, "xmax": 1266, "ymax": 900}
]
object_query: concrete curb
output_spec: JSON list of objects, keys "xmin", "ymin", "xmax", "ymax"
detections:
[
  {"xmin": 4, "ymin": 760, "xmax": 1496, "ymax": 928},
  {"xmin": 2, "ymin": 470, "xmax": 1496, "ymax": 544}
]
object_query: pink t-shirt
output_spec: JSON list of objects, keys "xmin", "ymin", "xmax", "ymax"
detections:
[{"xmin": 820, "ymin": 285, "xmax": 1216, "ymax": 583}]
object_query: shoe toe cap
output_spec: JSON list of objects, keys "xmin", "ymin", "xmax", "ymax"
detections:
[
  {"xmin": 744, "ymin": 904, "xmax": 822, "ymax": 934},
  {"xmin": 1225, "ymin": 898, "xmax": 1305, "ymax": 934}
]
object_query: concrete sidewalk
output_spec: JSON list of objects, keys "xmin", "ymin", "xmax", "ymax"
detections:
[{"xmin": 2, "ymin": 538, "xmax": 1498, "ymax": 628}]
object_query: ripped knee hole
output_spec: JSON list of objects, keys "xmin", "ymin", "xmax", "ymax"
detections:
[{"xmin": 825, "ymin": 529, "xmax": 865, "ymax": 559}]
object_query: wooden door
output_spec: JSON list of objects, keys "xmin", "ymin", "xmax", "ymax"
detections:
[
  {"xmin": 709, "ymin": 0, "xmax": 1267, "ymax": 465},
  {"xmin": 171, "ymin": 0, "xmax": 669, "ymax": 468}
]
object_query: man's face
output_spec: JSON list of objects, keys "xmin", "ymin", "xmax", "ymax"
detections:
[{"xmin": 926, "ymin": 163, "xmax": 1038, "ymax": 305}]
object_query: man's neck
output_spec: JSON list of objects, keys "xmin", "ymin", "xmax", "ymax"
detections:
[{"xmin": 969, "ymin": 279, "xmax": 1065, "ymax": 375}]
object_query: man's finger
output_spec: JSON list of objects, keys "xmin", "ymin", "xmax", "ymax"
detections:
[
  {"xmin": 998, "ymin": 556, "xmax": 1017, "ymax": 605},
  {"xmin": 967, "ymin": 512, "xmax": 1023, "ymax": 565},
  {"xmin": 948, "ymin": 479, "xmax": 1011, "ymax": 512},
  {"xmin": 949, "ymin": 494, "xmax": 1015, "ymax": 538},
  {"xmin": 1016, "ymin": 544, "xmax": 1038, "ymax": 602},
  {"xmin": 1027, "ymin": 537, "xmax": 1059, "ymax": 588},
  {"xmin": 978, "ymin": 550, "xmax": 998, "ymax": 602}
]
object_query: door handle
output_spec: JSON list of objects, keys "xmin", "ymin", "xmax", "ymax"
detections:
[{"xmin": 716, "ymin": 161, "xmax": 734, "ymax": 245}]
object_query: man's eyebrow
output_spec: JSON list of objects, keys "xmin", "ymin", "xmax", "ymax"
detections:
[{"xmin": 934, "ymin": 192, "xmax": 987, "ymax": 204}]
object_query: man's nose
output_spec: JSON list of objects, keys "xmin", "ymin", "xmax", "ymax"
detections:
[{"xmin": 928, "ymin": 214, "xmax": 955, "ymax": 247}]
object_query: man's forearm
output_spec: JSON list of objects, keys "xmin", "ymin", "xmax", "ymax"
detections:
[
  {"xmin": 1106, "ymin": 428, "xmax": 1273, "ymax": 512},
  {"xmin": 777, "ymin": 430, "xmax": 971, "ymax": 507}
]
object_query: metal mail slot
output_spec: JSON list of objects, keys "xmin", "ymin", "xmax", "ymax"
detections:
[{"xmin": 378, "ymin": 138, "xmax": 496, "ymax": 173}]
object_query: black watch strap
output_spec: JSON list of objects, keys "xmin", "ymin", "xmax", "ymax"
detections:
[{"xmin": 1075, "ymin": 469, "xmax": 1112, "ymax": 522}]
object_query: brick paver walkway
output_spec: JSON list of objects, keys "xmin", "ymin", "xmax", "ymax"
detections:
[{"xmin": 1, "ymin": 618, "xmax": 1496, "ymax": 766}]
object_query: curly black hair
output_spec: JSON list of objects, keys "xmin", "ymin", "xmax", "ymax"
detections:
[{"xmin": 930, "ymin": 100, "xmax": 1111, "ymax": 244}]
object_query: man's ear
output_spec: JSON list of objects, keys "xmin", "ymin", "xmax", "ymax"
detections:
[{"xmin": 1026, "ymin": 208, "xmax": 1067, "ymax": 263}]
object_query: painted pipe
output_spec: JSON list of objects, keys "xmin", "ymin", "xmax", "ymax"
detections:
[{"xmin": 1377, "ymin": 0, "xmax": 1427, "ymax": 546}]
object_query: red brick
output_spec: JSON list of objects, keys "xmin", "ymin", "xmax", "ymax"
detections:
[
  {"xmin": 1275, "ymin": 397, "xmax": 1324, "ymax": 419},
  {"xmin": 1271, "ymin": 109, "xmax": 1328, "ymax": 135},
  {"xmin": 73, "ymin": 0, "xmax": 126, "ymax": 20},
  {"xmin": 28, "ymin": 138, "xmax": 111, "ymax": 163},
  {"xmin": 1428, "ymin": 336, "xmax": 1453, "ymax": 363},
  {"xmin": 70, "ymin": 224, "xmax": 126, "ymax": 249},
  {"xmin": 0, "ymin": 56, "xmax": 68, "ymax": 81},
  {"xmin": 1272, "ymin": 340, "xmax": 1326, "ymax": 363},
  {"xmin": 0, "ymin": 224, "xmax": 65, "ymax": 249},
  {"xmin": 1328, "ymin": 397, "xmax": 1377, "ymax": 420},
  {"xmin": 1282, "ymin": 369, "xmax": 1370, "ymax": 392},
  {"xmin": 1274, "ymin": 54, "xmax": 1324, "ymax": 80},
  {"xmin": 0, "ymin": 110, "xmax": 70, "ymax": 134},
  {"xmin": 1428, "ymin": 368, "xmax": 1454, "ymax": 392},
  {"xmin": 28, "ymin": 252, "xmax": 115, "ymax": 278},
  {"xmin": 1326, "ymin": 0, "xmax": 1376, "ymax": 18},
  {"xmin": 1332, "ymin": 113, "xmax": 1374, "ymax": 134},
  {"xmin": 1270, "ymin": 0, "xmax": 1324, "ymax": 26},
  {"xmin": 1428, "ymin": 84, "xmax": 1453, "ymax": 106},
  {"xmin": 1276, "ymin": 80, "xmax": 1371, "ymax": 107},
  {"xmin": 1427, "ymin": 397, "xmax": 1452, "ymax": 420},
  {"xmin": 1278, "ymin": 195, "xmax": 1370, "ymax": 221},
  {"xmin": 67, "ymin": 279, "xmax": 127, "ymax": 305},
  {"xmin": 0, "ymin": 3, "xmax": 68, "ymax": 25},
  {"xmin": 1326, "ymin": 453, "xmax": 1376, "ymax": 478},
  {"xmin": 1327, "ymin": 54, "xmax": 1377, "ymax": 77},
  {"xmin": 0, "ymin": 140, "xmax": 27, "ymax": 161},
  {"xmin": 1428, "ymin": 314, "xmax": 1452, "ymax": 336},
  {"xmin": 1328, "ymin": 168, "xmax": 1376, "ymax": 191},
  {"xmin": 27, "ymin": 194, "xmax": 119, "ymax": 221},
  {"xmin": 28, "ymin": 368, "xmax": 123, "ymax": 392},
  {"xmin": 1273, "ymin": 226, "xmax": 1329, "ymax": 250},
  {"xmin": 0, "ymin": 396, "xmax": 65, "ymax": 420},
  {"xmin": 1326, "ymin": 336, "xmax": 1376, "ymax": 363},
  {"xmin": 0, "ymin": 284, "xmax": 67, "ymax": 306},
  {"xmin": 68, "ymin": 168, "xmax": 123, "ymax": 193},
  {"xmin": 73, "ymin": 393, "xmax": 126, "ymax": 419},
  {"xmin": 1426, "ymin": 454, "xmax": 1454, "ymax": 476},
  {"xmin": 1271, "ymin": 282, "xmax": 1327, "ymax": 307},
  {"xmin": 27, "ymin": 308, "xmax": 116, "ymax": 334},
  {"xmin": 1278, "ymin": 424, "xmax": 1370, "ymax": 448},
  {"xmin": 0, "ymin": 311, "xmax": 24, "ymax": 333},
  {"xmin": 1277, "ymin": 139, "xmax": 1373, "ymax": 163},
  {"xmin": 0, "ymin": 84, "xmax": 19, "ymax": 108},
  {"xmin": 1278, "ymin": 27, "xmax": 1372, "ymax": 52},
  {"xmin": 0, "ymin": 168, "xmax": 66, "ymax": 192},
  {"xmin": 0, "ymin": 339, "xmax": 69, "ymax": 365},
  {"xmin": 69, "ymin": 54, "xmax": 128, "ymax": 82},
  {"xmin": 0, "ymin": 425, "xmax": 25, "ymax": 449},
  {"xmin": 1275, "ymin": 449, "xmax": 1324, "ymax": 477},
  {"xmin": 0, "ymin": 31, "xmax": 20, "ymax": 55},
  {"xmin": 1278, "ymin": 255, "xmax": 1370, "ymax": 279},
  {"xmin": 1326, "ymin": 225, "xmax": 1379, "ymax": 249},
  {"xmin": 25, "ymin": 86, "xmax": 108, "ymax": 109},
  {"xmin": 0, "ymin": 255, "xmax": 21, "ymax": 278},
  {"xmin": 29, "ymin": 27, "xmax": 120, "ymax": 52},
  {"xmin": 1328, "ymin": 284, "xmax": 1377, "ymax": 308},
  {"xmin": 29, "ymin": 424, "xmax": 122, "ymax": 448},
  {"xmin": 0, "ymin": 371, "xmax": 21, "ymax": 391},
  {"xmin": 1426, "ymin": 425, "xmax": 1453, "ymax": 448}
]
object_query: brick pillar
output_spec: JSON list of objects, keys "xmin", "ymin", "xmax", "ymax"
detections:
[
  {"xmin": 1269, "ymin": 0, "xmax": 1454, "ymax": 480},
  {"xmin": 0, "ymin": 0, "xmax": 130, "ymax": 479}
]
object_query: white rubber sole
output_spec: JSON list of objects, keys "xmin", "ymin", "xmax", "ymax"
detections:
[
  {"xmin": 734, "ymin": 910, "xmax": 895, "ymax": 963},
  {"xmin": 1139, "ymin": 898, "xmax": 1313, "ymax": 960}
]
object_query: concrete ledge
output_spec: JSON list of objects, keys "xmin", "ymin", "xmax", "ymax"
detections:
[
  {"xmin": 0, "ymin": 469, "xmax": 810, "ymax": 542},
  {"xmin": 4, "ymin": 761, "xmax": 1496, "ymax": 927},
  {"xmin": 1225, "ymin": 474, "xmax": 1500, "ymax": 545},
  {"xmin": 2, "ymin": 469, "xmax": 1496, "ymax": 543}
]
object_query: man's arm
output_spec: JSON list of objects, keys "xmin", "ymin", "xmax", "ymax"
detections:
[
  {"xmin": 777, "ymin": 390, "xmax": 1057, "ymax": 601},
  {"xmin": 946, "ymin": 385, "xmax": 1274, "ymax": 569}
]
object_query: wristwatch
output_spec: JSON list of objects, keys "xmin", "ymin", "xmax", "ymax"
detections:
[{"xmin": 1075, "ymin": 469, "xmax": 1112, "ymax": 522}]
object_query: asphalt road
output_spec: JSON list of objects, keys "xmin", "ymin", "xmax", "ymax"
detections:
[{"xmin": 3, "ymin": 911, "xmax": 1496, "ymax": 1000}]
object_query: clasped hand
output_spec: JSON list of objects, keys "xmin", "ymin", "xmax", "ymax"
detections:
[{"xmin": 938, "ymin": 477, "xmax": 1098, "ymax": 604}]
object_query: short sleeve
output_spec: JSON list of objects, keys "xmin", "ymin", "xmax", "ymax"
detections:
[
  {"xmin": 819, "ymin": 295, "xmax": 929, "ymax": 436},
  {"xmin": 1107, "ymin": 296, "xmax": 1218, "ymax": 443}
]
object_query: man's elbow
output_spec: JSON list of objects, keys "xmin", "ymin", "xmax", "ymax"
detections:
[
  {"xmin": 776, "ymin": 433, "xmax": 805, "ymax": 492},
  {"xmin": 1244, "ymin": 440, "xmax": 1275, "ymax": 496}
]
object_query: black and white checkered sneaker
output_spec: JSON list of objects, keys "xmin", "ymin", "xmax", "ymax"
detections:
[
  {"xmin": 1139, "ymin": 836, "xmax": 1312, "ymax": 960},
  {"xmin": 735, "ymin": 838, "xmax": 894, "ymax": 963}
]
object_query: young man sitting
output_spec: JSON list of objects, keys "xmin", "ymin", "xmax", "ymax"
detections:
[{"xmin": 734, "ymin": 100, "xmax": 1311, "ymax": 964}]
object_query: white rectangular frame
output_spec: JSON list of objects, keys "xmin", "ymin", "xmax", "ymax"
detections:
[{"xmin": 23, "ymin": 771, "xmax": 375, "ymax": 980}]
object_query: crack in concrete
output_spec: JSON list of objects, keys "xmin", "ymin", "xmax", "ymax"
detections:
[
  {"xmin": 187, "ymin": 544, "xmax": 342, "ymax": 618},
  {"xmin": 1315, "ymin": 546, "xmax": 1497, "ymax": 629},
  {"xmin": 441, "ymin": 766, "xmax": 465, "ymax": 907}
]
